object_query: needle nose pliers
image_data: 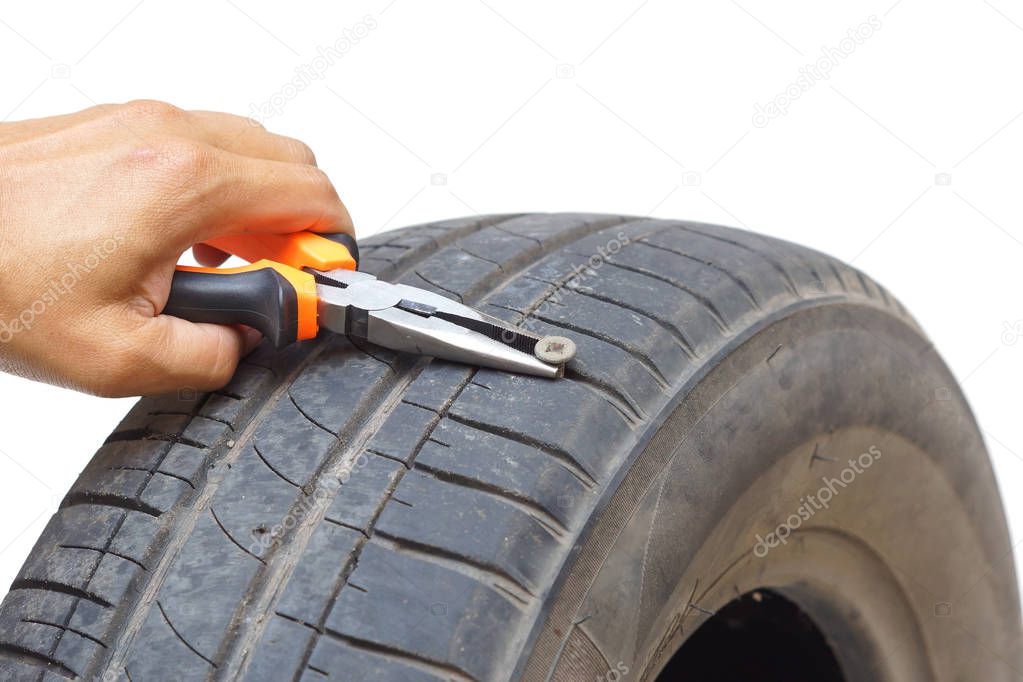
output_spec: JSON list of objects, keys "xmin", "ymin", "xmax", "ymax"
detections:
[{"xmin": 164, "ymin": 231, "xmax": 573, "ymax": 378}]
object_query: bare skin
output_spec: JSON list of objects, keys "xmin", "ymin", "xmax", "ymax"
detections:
[{"xmin": 0, "ymin": 100, "xmax": 352, "ymax": 397}]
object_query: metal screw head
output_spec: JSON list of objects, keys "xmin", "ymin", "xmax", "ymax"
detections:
[{"xmin": 535, "ymin": 335, "xmax": 576, "ymax": 365}]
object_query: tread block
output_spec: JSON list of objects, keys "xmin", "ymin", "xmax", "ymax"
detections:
[
  {"xmin": 503, "ymin": 314, "xmax": 666, "ymax": 415},
  {"xmin": 156, "ymin": 443, "xmax": 208, "ymax": 488},
  {"xmin": 139, "ymin": 471, "xmax": 192, "ymax": 513},
  {"xmin": 199, "ymin": 393, "xmax": 245, "ymax": 428},
  {"xmin": 52, "ymin": 626, "xmax": 103, "ymax": 676},
  {"xmin": 326, "ymin": 541, "xmax": 527, "ymax": 682},
  {"xmin": 68, "ymin": 468, "xmax": 149, "ymax": 507},
  {"xmin": 124, "ymin": 605, "xmax": 214, "ymax": 680},
  {"xmin": 365, "ymin": 402, "xmax": 438, "ymax": 465},
  {"xmin": 403, "ymin": 247, "xmax": 501, "ymax": 301},
  {"xmin": 153, "ymin": 513, "xmax": 262, "ymax": 661},
  {"xmin": 32, "ymin": 505, "xmax": 123, "ymax": 554},
  {"xmin": 324, "ymin": 454, "xmax": 403, "ymax": 532},
  {"xmin": 601, "ymin": 241, "xmax": 760, "ymax": 327},
  {"xmin": 457, "ymin": 226, "xmax": 540, "ymax": 268},
  {"xmin": 221, "ymin": 363, "xmax": 276, "ymax": 398},
  {"xmin": 305, "ymin": 637, "xmax": 444, "ymax": 681},
  {"xmin": 680, "ymin": 222, "xmax": 821, "ymax": 293},
  {"xmin": 484, "ymin": 275, "xmax": 558, "ymax": 313},
  {"xmin": 559, "ymin": 218, "xmax": 666, "ymax": 255},
  {"xmin": 477, "ymin": 289, "xmax": 668, "ymax": 417},
  {"xmin": 0, "ymin": 589, "xmax": 75, "ymax": 628},
  {"xmin": 16, "ymin": 546, "xmax": 100, "ymax": 596},
  {"xmin": 87, "ymin": 553, "xmax": 142, "ymax": 606},
  {"xmin": 250, "ymin": 396, "xmax": 337, "ymax": 489},
  {"xmin": 246, "ymin": 616, "xmax": 314, "ymax": 682},
  {"xmin": 68, "ymin": 598, "xmax": 117, "ymax": 643},
  {"xmin": 641, "ymin": 229, "xmax": 791, "ymax": 305},
  {"xmin": 180, "ymin": 416, "xmax": 229, "ymax": 448},
  {"xmin": 287, "ymin": 337, "xmax": 398, "ymax": 436},
  {"xmin": 275, "ymin": 523, "xmax": 362, "ymax": 625},
  {"xmin": 111, "ymin": 405, "xmax": 193, "ymax": 438},
  {"xmin": 108, "ymin": 510, "xmax": 162, "ymax": 568},
  {"xmin": 530, "ymin": 287, "xmax": 690, "ymax": 381},
  {"xmin": 553, "ymin": 249, "xmax": 727, "ymax": 344},
  {"xmin": 400, "ymin": 363, "xmax": 472, "ymax": 413},
  {"xmin": 376, "ymin": 470, "xmax": 563, "ymax": 593},
  {"xmin": 496, "ymin": 213, "xmax": 615, "ymax": 247},
  {"xmin": 448, "ymin": 372, "xmax": 632, "ymax": 482},
  {"xmin": 0, "ymin": 589, "xmax": 116, "ymax": 668},
  {"xmin": 416, "ymin": 418, "xmax": 593, "ymax": 529},
  {"xmin": 210, "ymin": 444, "xmax": 306, "ymax": 561},
  {"xmin": 364, "ymin": 245, "xmax": 412, "ymax": 263},
  {"xmin": 91, "ymin": 441, "xmax": 167, "ymax": 472},
  {"xmin": 2, "ymin": 621, "xmax": 61, "ymax": 666}
]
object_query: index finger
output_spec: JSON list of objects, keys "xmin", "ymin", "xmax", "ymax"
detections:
[{"xmin": 189, "ymin": 148, "xmax": 354, "ymax": 246}]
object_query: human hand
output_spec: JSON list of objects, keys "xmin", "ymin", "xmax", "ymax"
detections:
[{"xmin": 0, "ymin": 100, "xmax": 351, "ymax": 397}]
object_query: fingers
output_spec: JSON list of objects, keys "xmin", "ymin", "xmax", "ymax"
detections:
[
  {"xmin": 186, "ymin": 110, "xmax": 319, "ymax": 166},
  {"xmin": 191, "ymin": 149, "xmax": 353, "ymax": 243},
  {"xmin": 192, "ymin": 243, "xmax": 230, "ymax": 267},
  {"xmin": 99, "ymin": 316, "xmax": 262, "ymax": 397},
  {"xmin": 89, "ymin": 101, "xmax": 353, "ymax": 246}
]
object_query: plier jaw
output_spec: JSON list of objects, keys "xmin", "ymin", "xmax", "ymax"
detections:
[{"xmin": 165, "ymin": 231, "xmax": 571, "ymax": 378}]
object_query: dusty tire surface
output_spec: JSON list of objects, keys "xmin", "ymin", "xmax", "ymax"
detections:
[{"xmin": 0, "ymin": 214, "xmax": 1017, "ymax": 681}]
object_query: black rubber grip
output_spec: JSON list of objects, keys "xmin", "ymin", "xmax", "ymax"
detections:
[
  {"xmin": 322, "ymin": 232, "xmax": 360, "ymax": 267},
  {"xmin": 165, "ymin": 268, "xmax": 299, "ymax": 348}
]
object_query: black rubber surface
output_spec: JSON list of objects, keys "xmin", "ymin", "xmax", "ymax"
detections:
[{"xmin": 0, "ymin": 213, "xmax": 1013, "ymax": 681}]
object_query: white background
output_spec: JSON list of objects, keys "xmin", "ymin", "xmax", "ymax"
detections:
[{"xmin": 1, "ymin": 0, "xmax": 1021, "ymax": 623}]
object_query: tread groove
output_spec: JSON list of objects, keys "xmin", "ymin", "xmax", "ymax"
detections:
[
  {"xmin": 288, "ymin": 392, "xmax": 340, "ymax": 438},
  {"xmin": 21, "ymin": 619, "xmax": 108, "ymax": 649},
  {"xmin": 533, "ymin": 314, "xmax": 671, "ymax": 388},
  {"xmin": 147, "ymin": 411, "xmax": 234, "ymax": 431},
  {"xmin": 445, "ymin": 413, "xmax": 596, "ymax": 488},
  {"xmin": 113, "ymin": 466, "xmax": 195, "ymax": 490},
  {"xmin": 60, "ymin": 493, "xmax": 162, "ymax": 519},
  {"xmin": 370, "ymin": 531, "xmax": 536, "ymax": 604},
  {"xmin": 57, "ymin": 544, "xmax": 147, "ymax": 571},
  {"xmin": 156, "ymin": 601, "xmax": 216, "ymax": 668},
  {"xmin": 412, "ymin": 462, "xmax": 568, "ymax": 537},
  {"xmin": 601, "ymin": 259, "xmax": 733, "ymax": 333},
  {"xmin": 560, "ymin": 280, "xmax": 702, "ymax": 360},
  {"xmin": 209, "ymin": 507, "xmax": 265, "ymax": 565},
  {"xmin": 0, "ymin": 643, "xmax": 76, "ymax": 679},
  {"xmin": 413, "ymin": 270, "xmax": 464, "ymax": 302},
  {"xmin": 561, "ymin": 367, "xmax": 646, "ymax": 424},
  {"xmin": 8, "ymin": 580, "xmax": 112, "ymax": 609},
  {"xmin": 826, "ymin": 260, "xmax": 849, "ymax": 292},
  {"xmin": 104, "ymin": 430, "xmax": 208, "ymax": 450},
  {"xmin": 634, "ymin": 239, "xmax": 763, "ymax": 310},
  {"xmin": 677, "ymin": 225, "xmax": 801, "ymax": 296},
  {"xmin": 322, "ymin": 631, "xmax": 476, "ymax": 682},
  {"xmin": 252, "ymin": 444, "xmax": 302, "ymax": 489}
]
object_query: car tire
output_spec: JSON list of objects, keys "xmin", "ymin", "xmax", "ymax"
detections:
[{"xmin": 0, "ymin": 213, "xmax": 1017, "ymax": 681}]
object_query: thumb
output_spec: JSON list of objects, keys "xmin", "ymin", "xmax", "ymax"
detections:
[{"xmin": 122, "ymin": 316, "xmax": 262, "ymax": 396}]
